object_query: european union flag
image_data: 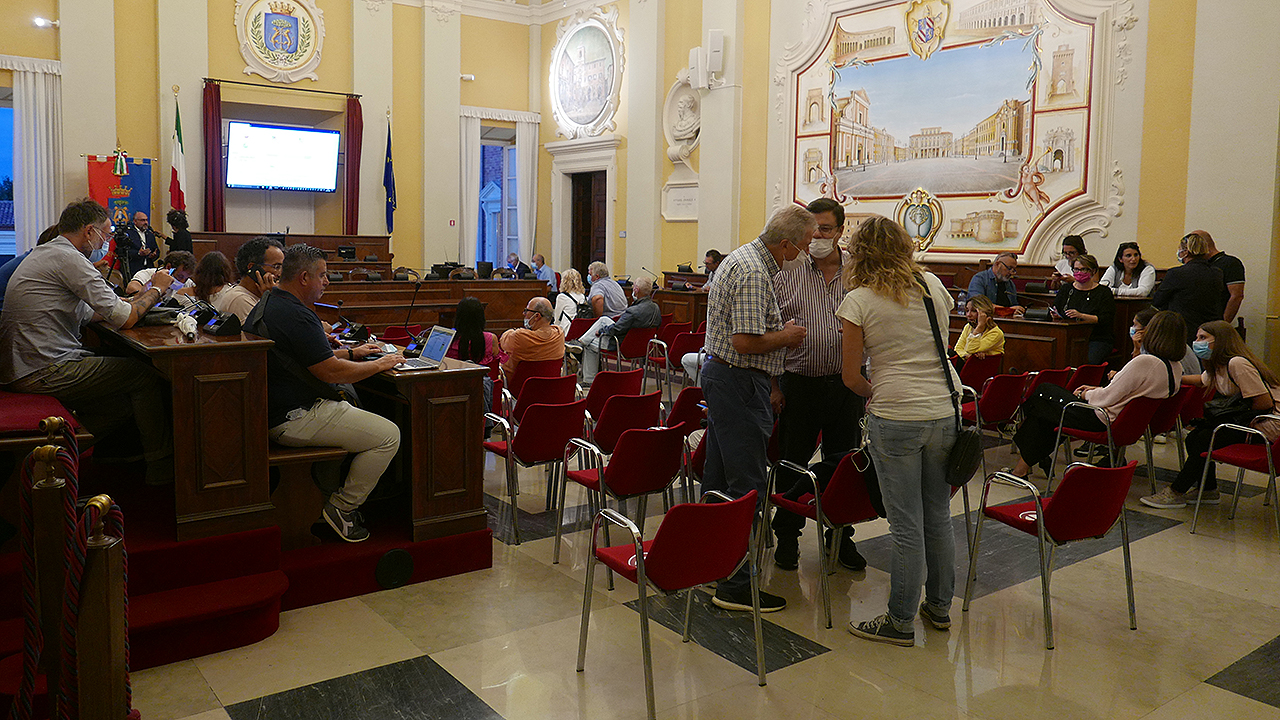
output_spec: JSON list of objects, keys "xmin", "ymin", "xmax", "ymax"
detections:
[{"xmin": 383, "ymin": 123, "xmax": 396, "ymax": 233}]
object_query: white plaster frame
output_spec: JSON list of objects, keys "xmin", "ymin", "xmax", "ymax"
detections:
[
  {"xmin": 546, "ymin": 135, "xmax": 620, "ymax": 273},
  {"xmin": 234, "ymin": 0, "xmax": 327, "ymax": 84},
  {"xmin": 549, "ymin": 5, "xmax": 626, "ymax": 139},
  {"xmin": 766, "ymin": 0, "xmax": 1135, "ymax": 264}
]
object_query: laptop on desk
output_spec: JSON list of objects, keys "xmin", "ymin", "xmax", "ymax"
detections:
[{"xmin": 396, "ymin": 325, "xmax": 456, "ymax": 371}]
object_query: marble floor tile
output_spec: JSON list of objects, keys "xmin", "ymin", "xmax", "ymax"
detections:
[
  {"xmin": 224, "ymin": 656, "xmax": 500, "ymax": 720},
  {"xmin": 193, "ymin": 597, "xmax": 424, "ymax": 706},
  {"xmin": 1208, "ymin": 632, "xmax": 1280, "ymax": 710},
  {"xmin": 432, "ymin": 605, "xmax": 759, "ymax": 720},
  {"xmin": 360, "ymin": 540, "xmax": 618, "ymax": 655},
  {"xmin": 1142, "ymin": 683, "xmax": 1280, "ymax": 720},
  {"xmin": 174, "ymin": 711, "xmax": 232, "ymax": 720},
  {"xmin": 656, "ymin": 680, "xmax": 842, "ymax": 720},
  {"xmin": 621, "ymin": 588, "xmax": 830, "ymax": 673},
  {"xmin": 130, "ymin": 660, "xmax": 222, "ymax": 720}
]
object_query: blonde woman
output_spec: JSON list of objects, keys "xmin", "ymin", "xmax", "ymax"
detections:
[
  {"xmin": 553, "ymin": 268, "xmax": 587, "ymax": 335},
  {"xmin": 838, "ymin": 216, "xmax": 959, "ymax": 647},
  {"xmin": 953, "ymin": 294, "xmax": 1004, "ymax": 365}
]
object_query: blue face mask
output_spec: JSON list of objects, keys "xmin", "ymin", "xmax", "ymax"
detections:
[
  {"xmin": 1129, "ymin": 326, "xmax": 1138, "ymax": 338},
  {"xmin": 88, "ymin": 244, "xmax": 108, "ymax": 263},
  {"xmin": 1192, "ymin": 340, "xmax": 1212, "ymax": 359}
]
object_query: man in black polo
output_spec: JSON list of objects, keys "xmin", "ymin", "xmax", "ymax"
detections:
[{"xmin": 246, "ymin": 245, "xmax": 404, "ymax": 542}]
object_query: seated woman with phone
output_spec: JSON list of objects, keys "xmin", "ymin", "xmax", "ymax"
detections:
[
  {"xmin": 1051, "ymin": 252, "xmax": 1115, "ymax": 365},
  {"xmin": 952, "ymin": 295, "xmax": 1004, "ymax": 369}
]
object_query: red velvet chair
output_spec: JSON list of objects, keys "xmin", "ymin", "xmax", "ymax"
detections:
[
  {"xmin": 1049, "ymin": 395, "xmax": 1163, "ymax": 491},
  {"xmin": 664, "ymin": 387, "xmax": 705, "ymax": 503},
  {"xmin": 1022, "ymin": 367, "xmax": 1073, "ymax": 403},
  {"xmin": 960, "ymin": 373, "xmax": 1030, "ymax": 478},
  {"xmin": 565, "ymin": 317, "xmax": 596, "ymax": 343},
  {"xmin": 645, "ymin": 331, "xmax": 704, "ymax": 402},
  {"xmin": 577, "ymin": 490, "xmax": 765, "ymax": 720},
  {"xmin": 763, "ymin": 453, "xmax": 880, "ymax": 628},
  {"xmin": 590, "ymin": 391, "xmax": 663, "ymax": 455},
  {"xmin": 503, "ymin": 375, "xmax": 578, "ymax": 427},
  {"xmin": 0, "ymin": 392, "xmax": 85, "ymax": 456},
  {"xmin": 581, "ymin": 369, "xmax": 644, "ymax": 423},
  {"xmin": 1141, "ymin": 385, "xmax": 1194, "ymax": 492},
  {"xmin": 483, "ymin": 399, "xmax": 587, "ymax": 544},
  {"xmin": 501, "ymin": 357, "xmax": 565, "ymax": 409},
  {"xmin": 964, "ymin": 462, "xmax": 1140, "ymax": 649},
  {"xmin": 1190, "ymin": 413, "xmax": 1280, "ymax": 549},
  {"xmin": 1065, "ymin": 363, "xmax": 1108, "ymax": 392},
  {"xmin": 958, "ymin": 353, "xmax": 1002, "ymax": 392},
  {"xmin": 379, "ymin": 326, "xmax": 414, "ymax": 344},
  {"xmin": 696, "ymin": 321, "xmax": 707, "ymax": 333},
  {"xmin": 555, "ymin": 423, "xmax": 688, "ymax": 563},
  {"xmin": 601, "ymin": 327, "xmax": 659, "ymax": 372}
]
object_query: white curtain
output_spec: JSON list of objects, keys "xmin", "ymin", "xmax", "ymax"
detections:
[
  {"xmin": 1, "ymin": 55, "xmax": 63, "ymax": 254},
  {"xmin": 459, "ymin": 115, "xmax": 481, "ymax": 268},
  {"xmin": 515, "ymin": 119, "xmax": 539, "ymax": 264}
]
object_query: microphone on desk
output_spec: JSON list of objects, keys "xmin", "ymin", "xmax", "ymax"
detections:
[
  {"xmin": 640, "ymin": 266, "xmax": 659, "ymax": 280},
  {"xmin": 402, "ymin": 277, "xmax": 423, "ymax": 340}
]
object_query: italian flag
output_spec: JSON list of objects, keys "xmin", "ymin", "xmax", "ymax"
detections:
[{"xmin": 169, "ymin": 97, "xmax": 187, "ymax": 211}]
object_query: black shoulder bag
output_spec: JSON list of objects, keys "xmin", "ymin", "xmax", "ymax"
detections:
[
  {"xmin": 917, "ymin": 275, "xmax": 985, "ymax": 487},
  {"xmin": 1202, "ymin": 357, "xmax": 1274, "ymax": 428}
]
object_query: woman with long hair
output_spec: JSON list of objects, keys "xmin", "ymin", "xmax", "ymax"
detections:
[
  {"xmin": 166, "ymin": 208, "xmax": 192, "ymax": 253},
  {"xmin": 1101, "ymin": 241, "xmax": 1156, "ymax": 297},
  {"xmin": 553, "ymin": 268, "xmax": 587, "ymax": 335},
  {"xmin": 192, "ymin": 251, "xmax": 235, "ymax": 304},
  {"xmin": 952, "ymin": 294, "xmax": 1004, "ymax": 365},
  {"xmin": 448, "ymin": 296, "xmax": 501, "ymax": 434},
  {"xmin": 1142, "ymin": 321, "xmax": 1280, "ymax": 509},
  {"xmin": 1051, "ymin": 252, "xmax": 1115, "ymax": 364},
  {"xmin": 838, "ymin": 216, "xmax": 958, "ymax": 647},
  {"xmin": 1009, "ymin": 310, "xmax": 1185, "ymax": 479}
]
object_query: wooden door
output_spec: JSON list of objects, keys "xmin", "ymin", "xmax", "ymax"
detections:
[{"xmin": 570, "ymin": 171, "xmax": 607, "ymax": 275}]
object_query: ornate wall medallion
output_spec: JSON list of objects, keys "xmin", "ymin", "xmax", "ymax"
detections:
[
  {"xmin": 235, "ymin": 0, "xmax": 326, "ymax": 84},
  {"xmin": 549, "ymin": 6, "xmax": 625, "ymax": 139}
]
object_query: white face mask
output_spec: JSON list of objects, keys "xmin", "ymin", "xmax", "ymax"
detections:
[
  {"xmin": 523, "ymin": 317, "xmax": 534, "ymax": 330},
  {"xmin": 780, "ymin": 242, "xmax": 809, "ymax": 272},
  {"xmin": 808, "ymin": 237, "xmax": 835, "ymax": 259}
]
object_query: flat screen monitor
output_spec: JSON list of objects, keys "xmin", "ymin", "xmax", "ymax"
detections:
[{"xmin": 225, "ymin": 121, "xmax": 340, "ymax": 192}]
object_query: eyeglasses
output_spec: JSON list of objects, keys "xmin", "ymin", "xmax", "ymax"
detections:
[
  {"xmin": 997, "ymin": 261, "xmax": 1017, "ymax": 275},
  {"xmin": 262, "ymin": 262, "xmax": 283, "ymax": 271},
  {"xmin": 816, "ymin": 225, "xmax": 841, "ymax": 235},
  {"xmin": 522, "ymin": 308, "xmax": 539, "ymax": 315}
]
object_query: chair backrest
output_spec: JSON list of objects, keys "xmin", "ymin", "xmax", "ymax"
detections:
[
  {"xmin": 1023, "ymin": 367, "xmax": 1073, "ymax": 402},
  {"xmin": 1148, "ymin": 385, "xmax": 1194, "ymax": 436},
  {"xmin": 600, "ymin": 425, "xmax": 688, "ymax": 499},
  {"xmin": 566, "ymin": 317, "xmax": 596, "ymax": 342},
  {"xmin": 1181, "ymin": 385, "xmax": 1214, "ymax": 423},
  {"xmin": 1043, "ymin": 462, "xmax": 1137, "ymax": 542},
  {"xmin": 1108, "ymin": 395, "xmax": 1166, "ymax": 447},
  {"xmin": 659, "ymin": 322, "xmax": 692, "ymax": 346},
  {"xmin": 616, "ymin": 327, "xmax": 659, "ymax": 360},
  {"xmin": 1066, "ymin": 363, "xmax": 1108, "ymax": 392},
  {"xmin": 819, "ymin": 452, "xmax": 881, "ymax": 527},
  {"xmin": 584, "ymin": 368, "xmax": 645, "ymax": 419},
  {"xmin": 975, "ymin": 373, "xmax": 1030, "ymax": 426},
  {"xmin": 665, "ymin": 386, "xmax": 704, "ymax": 436},
  {"xmin": 959, "ymin": 353, "xmax": 1003, "ymax": 390},
  {"xmin": 688, "ymin": 432, "xmax": 707, "ymax": 480},
  {"xmin": 668, "ymin": 332, "xmax": 705, "ymax": 364},
  {"xmin": 511, "ymin": 399, "xmax": 588, "ymax": 464},
  {"xmin": 593, "ymin": 391, "xmax": 663, "ymax": 454},
  {"xmin": 512, "ymin": 375, "xmax": 578, "ymax": 425},
  {"xmin": 641, "ymin": 490, "xmax": 758, "ymax": 592},
  {"xmin": 695, "ymin": 321, "xmax": 707, "ymax": 333},
  {"xmin": 658, "ymin": 312, "xmax": 674, "ymax": 330},
  {"xmin": 508, "ymin": 357, "xmax": 564, "ymax": 398},
  {"xmin": 381, "ymin": 326, "xmax": 415, "ymax": 344}
]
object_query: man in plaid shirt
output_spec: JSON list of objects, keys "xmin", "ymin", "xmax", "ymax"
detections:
[{"xmin": 701, "ymin": 204, "xmax": 814, "ymax": 613}]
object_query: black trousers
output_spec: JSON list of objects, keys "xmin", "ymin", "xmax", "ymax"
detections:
[
  {"xmin": 771, "ymin": 372, "xmax": 864, "ymax": 539},
  {"xmin": 1171, "ymin": 423, "xmax": 1250, "ymax": 493},
  {"xmin": 1013, "ymin": 383, "xmax": 1107, "ymax": 466}
]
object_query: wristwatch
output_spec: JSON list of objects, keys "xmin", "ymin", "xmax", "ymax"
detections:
[{"xmin": 347, "ymin": 348, "xmax": 354, "ymax": 361}]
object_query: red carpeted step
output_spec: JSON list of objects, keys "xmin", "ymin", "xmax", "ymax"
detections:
[
  {"xmin": 0, "ymin": 618, "xmax": 19, "ymax": 660},
  {"xmin": 125, "ymin": 526, "xmax": 281, "ymax": 597},
  {"xmin": 0, "ymin": 652, "xmax": 50, "ymax": 720},
  {"xmin": 129, "ymin": 570, "xmax": 289, "ymax": 670},
  {"xmin": 0, "ymin": 553, "xmax": 18, "ymax": 620}
]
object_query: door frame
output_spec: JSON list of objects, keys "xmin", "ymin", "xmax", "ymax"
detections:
[{"xmin": 547, "ymin": 134, "xmax": 619, "ymax": 275}]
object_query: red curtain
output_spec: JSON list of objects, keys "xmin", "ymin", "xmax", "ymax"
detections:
[
  {"xmin": 202, "ymin": 81, "xmax": 226, "ymax": 232},
  {"xmin": 343, "ymin": 96, "xmax": 363, "ymax": 236}
]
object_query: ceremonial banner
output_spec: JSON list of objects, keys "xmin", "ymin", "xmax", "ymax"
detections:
[
  {"xmin": 170, "ymin": 98, "xmax": 188, "ymax": 211},
  {"xmin": 87, "ymin": 155, "xmax": 154, "ymax": 230}
]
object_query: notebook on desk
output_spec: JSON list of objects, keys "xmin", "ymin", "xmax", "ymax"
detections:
[{"xmin": 396, "ymin": 325, "xmax": 456, "ymax": 371}]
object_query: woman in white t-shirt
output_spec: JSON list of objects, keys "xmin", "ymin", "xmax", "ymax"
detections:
[
  {"xmin": 553, "ymin": 268, "xmax": 587, "ymax": 335},
  {"xmin": 193, "ymin": 251, "xmax": 235, "ymax": 306},
  {"xmin": 1100, "ymin": 241, "xmax": 1157, "ymax": 297},
  {"xmin": 837, "ymin": 216, "xmax": 959, "ymax": 647}
]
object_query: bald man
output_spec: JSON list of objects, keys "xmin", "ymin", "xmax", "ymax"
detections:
[
  {"xmin": 568, "ymin": 276, "xmax": 661, "ymax": 386},
  {"xmin": 498, "ymin": 296, "xmax": 565, "ymax": 375},
  {"xmin": 121, "ymin": 211, "xmax": 160, "ymax": 279}
]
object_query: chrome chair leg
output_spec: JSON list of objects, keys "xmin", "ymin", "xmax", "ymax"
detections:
[
  {"xmin": 1229, "ymin": 467, "xmax": 1246, "ymax": 520},
  {"xmin": 507, "ymin": 460, "xmax": 522, "ymax": 545},
  {"xmin": 1143, "ymin": 430, "xmax": 1157, "ymax": 495},
  {"xmin": 553, "ymin": 464, "xmax": 571, "ymax": 564},
  {"xmin": 682, "ymin": 588, "xmax": 695, "ymax": 642},
  {"xmin": 1120, "ymin": 508, "xmax": 1137, "ymax": 630},
  {"xmin": 748, "ymin": 531, "xmax": 766, "ymax": 687},
  {"xmin": 637, "ymin": 573, "xmax": 657, "ymax": 720},
  {"xmin": 1190, "ymin": 453, "xmax": 1214, "ymax": 534},
  {"xmin": 962, "ymin": 504, "xmax": 987, "ymax": 611},
  {"xmin": 818, "ymin": 521, "xmax": 833, "ymax": 629},
  {"xmin": 577, "ymin": 550, "xmax": 596, "ymax": 671},
  {"xmin": 1036, "ymin": 530, "xmax": 1054, "ymax": 650}
]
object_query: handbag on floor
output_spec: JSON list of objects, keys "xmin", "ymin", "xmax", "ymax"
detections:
[{"xmin": 917, "ymin": 275, "xmax": 985, "ymax": 488}]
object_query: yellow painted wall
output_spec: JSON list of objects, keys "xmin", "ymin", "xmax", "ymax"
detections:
[
  {"xmin": 391, "ymin": 3, "xmax": 425, "ymax": 268},
  {"xmin": 660, "ymin": 0, "xmax": 701, "ymax": 271},
  {"xmin": 460, "ymin": 16, "xmax": 529, "ymax": 111},
  {"xmin": 0, "ymin": 2, "xmax": 59, "ymax": 93},
  {"xmin": 207, "ymin": 0, "xmax": 353, "ymax": 95},
  {"xmin": 115, "ymin": 0, "xmax": 163, "ymax": 223},
  {"xmin": 1136, "ymin": 0, "xmax": 1196, "ymax": 265}
]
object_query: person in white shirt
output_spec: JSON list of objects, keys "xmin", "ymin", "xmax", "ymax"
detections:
[
  {"xmin": 1100, "ymin": 241, "xmax": 1157, "ymax": 297},
  {"xmin": 552, "ymin": 268, "xmax": 587, "ymax": 335},
  {"xmin": 125, "ymin": 251, "xmax": 196, "ymax": 295}
]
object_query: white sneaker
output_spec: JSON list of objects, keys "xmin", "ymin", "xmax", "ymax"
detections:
[{"xmin": 1140, "ymin": 487, "xmax": 1187, "ymax": 509}]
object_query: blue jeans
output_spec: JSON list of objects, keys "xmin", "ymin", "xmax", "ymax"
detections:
[
  {"xmin": 867, "ymin": 414, "xmax": 957, "ymax": 632},
  {"xmin": 700, "ymin": 359, "xmax": 772, "ymax": 595}
]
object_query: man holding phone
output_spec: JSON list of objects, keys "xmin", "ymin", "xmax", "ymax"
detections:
[{"xmin": 216, "ymin": 236, "xmax": 285, "ymax": 322}]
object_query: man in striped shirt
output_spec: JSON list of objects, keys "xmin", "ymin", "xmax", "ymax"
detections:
[
  {"xmin": 770, "ymin": 198, "xmax": 867, "ymax": 572},
  {"xmin": 701, "ymin": 204, "xmax": 813, "ymax": 613}
]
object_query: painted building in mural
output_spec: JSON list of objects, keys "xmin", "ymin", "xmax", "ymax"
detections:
[
  {"xmin": 909, "ymin": 126, "xmax": 953, "ymax": 159},
  {"xmin": 833, "ymin": 89, "xmax": 873, "ymax": 167},
  {"xmin": 832, "ymin": 25, "xmax": 896, "ymax": 65},
  {"xmin": 956, "ymin": 0, "xmax": 1042, "ymax": 31},
  {"xmin": 1048, "ymin": 44, "xmax": 1078, "ymax": 100},
  {"xmin": 955, "ymin": 98, "xmax": 1027, "ymax": 158}
]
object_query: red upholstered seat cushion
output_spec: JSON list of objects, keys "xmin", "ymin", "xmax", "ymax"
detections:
[
  {"xmin": 961, "ymin": 402, "xmax": 977, "ymax": 424},
  {"xmin": 566, "ymin": 468, "xmax": 602, "ymax": 492},
  {"xmin": 482, "ymin": 440, "xmax": 509, "ymax": 458},
  {"xmin": 769, "ymin": 493, "xmax": 818, "ymax": 521},
  {"xmin": 1208, "ymin": 444, "xmax": 1274, "ymax": 474},
  {"xmin": 595, "ymin": 540, "xmax": 655, "ymax": 586},
  {"xmin": 0, "ymin": 392, "xmax": 79, "ymax": 437},
  {"xmin": 984, "ymin": 499, "xmax": 1047, "ymax": 536}
]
